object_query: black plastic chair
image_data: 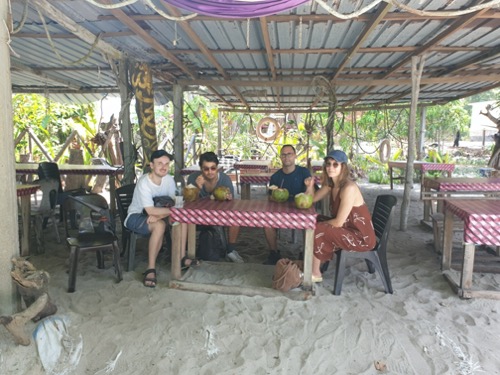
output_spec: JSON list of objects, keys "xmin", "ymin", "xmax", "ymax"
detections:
[
  {"xmin": 115, "ymin": 184, "xmax": 150, "ymax": 272},
  {"xmin": 37, "ymin": 162, "xmax": 87, "ymax": 220},
  {"xmin": 62, "ymin": 194, "xmax": 123, "ymax": 292},
  {"xmin": 333, "ymin": 194, "xmax": 397, "ymax": 295}
]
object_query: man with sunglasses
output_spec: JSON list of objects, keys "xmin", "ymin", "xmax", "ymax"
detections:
[
  {"xmin": 264, "ymin": 144, "xmax": 311, "ymax": 265},
  {"xmin": 187, "ymin": 151, "xmax": 244, "ymax": 263}
]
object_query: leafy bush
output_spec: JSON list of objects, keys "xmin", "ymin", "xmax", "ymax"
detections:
[{"xmin": 368, "ymin": 168, "xmax": 390, "ymax": 184}]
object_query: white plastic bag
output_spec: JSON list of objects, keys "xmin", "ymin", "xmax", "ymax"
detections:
[{"xmin": 33, "ymin": 316, "xmax": 83, "ymax": 375}]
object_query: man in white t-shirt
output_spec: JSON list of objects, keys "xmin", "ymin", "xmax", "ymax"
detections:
[{"xmin": 125, "ymin": 150, "xmax": 194, "ymax": 287}]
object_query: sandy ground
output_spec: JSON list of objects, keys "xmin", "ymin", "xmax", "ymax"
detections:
[{"xmin": 1, "ymin": 181, "xmax": 500, "ymax": 375}]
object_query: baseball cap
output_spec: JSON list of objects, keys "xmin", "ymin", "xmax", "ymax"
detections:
[
  {"xmin": 324, "ymin": 150, "xmax": 348, "ymax": 163},
  {"xmin": 150, "ymin": 150, "xmax": 174, "ymax": 162}
]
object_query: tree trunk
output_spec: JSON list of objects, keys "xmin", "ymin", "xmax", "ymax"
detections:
[{"xmin": 400, "ymin": 55, "xmax": 426, "ymax": 231}]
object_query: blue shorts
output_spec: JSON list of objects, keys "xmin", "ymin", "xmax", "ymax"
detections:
[{"xmin": 125, "ymin": 213, "xmax": 150, "ymax": 236}]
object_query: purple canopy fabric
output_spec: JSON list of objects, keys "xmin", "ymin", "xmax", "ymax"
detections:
[{"xmin": 163, "ymin": 0, "xmax": 310, "ymax": 18}]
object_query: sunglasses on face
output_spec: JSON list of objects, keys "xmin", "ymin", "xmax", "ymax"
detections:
[
  {"xmin": 202, "ymin": 166, "xmax": 217, "ymax": 171},
  {"xmin": 325, "ymin": 161, "xmax": 341, "ymax": 168}
]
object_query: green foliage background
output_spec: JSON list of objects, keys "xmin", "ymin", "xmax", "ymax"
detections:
[{"xmin": 13, "ymin": 87, "xmax": 498, "ymax": 182}]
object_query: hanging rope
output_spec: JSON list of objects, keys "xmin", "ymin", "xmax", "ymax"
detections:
[
  {"xmin": 11, "ymin": 0, "xmax": 29, "ymax": 34},
  {"xmin": 86, "ymin": 0, "xmax": 198, "ymax": 21},
  {"xmin": 246, "ymin": 18, "xmax": 250, "ymax": 49},
  {"xmin": 314, "ymin": 0, "xmax": 384, "ymax": 20},
  {"xmin": 314, "ymin": 0, "xmax": 500, "ymax": 19},
  {"xmin": 85, "ymin": 0, "xmax": 138, "ymax": 9},
  {"xmin": 3, "ymin": 19, "xmax": 20, "ymax": 57},
  {"xmin": 38, "ymin": 8, "xmax": 102, "ymax": 66},
  {"xmin": 298, "ymin": 16, "xmax": 303, "ymax": 49},
  {"xmin": 143, "ymin": 0, "xmax": 198, "ymax": 21}
]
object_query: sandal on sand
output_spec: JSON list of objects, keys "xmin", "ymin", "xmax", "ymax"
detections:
[
  {"xmin": 181, "ymin": 256, "xmax": 201, "ymax": 270},
  {"xmin": 143, "ymin": 269, "xmax": 157, "ymax": 288},
  {"xmin": 312, "ymin": 275, "xmax": 323, "ymax": 283}
]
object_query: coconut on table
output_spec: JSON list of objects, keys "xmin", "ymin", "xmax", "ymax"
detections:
[{"xmin": 269, "ymin": 185, "xmax": 289, "ymax": 202}]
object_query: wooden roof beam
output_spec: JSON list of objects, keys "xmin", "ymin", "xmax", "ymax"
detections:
[
  {"xmin": 260, "ymin": 17, "xmax": 277, "ymax": 80},
  {"xmin": 108, "ymin": 7, "xmax": 197, "ymax": 79},
  {"xmin": 179, "ymin": 73, "xmax": 500, "ymax": 88},
  {"xmin": 310, "ymin": 2, "xmax": 391, "ymax": 108},
  {"xmin": 11, "ymin": 60, "xmax": 82, "ymax": 90},
  {"xmin": 332, "ymin": 2, "xmax": 392, "ymax": 81},
  {"xmin": 344, "ymin": 8, "xmax": 491, "ymax": 107},
  {"xmin": 259, "ymin": 16, "xmax": 280, "ymax": 109},
  {"xmin": 30, "ymin": 0, "xmax": 122, "ymax": 60},
  {"xmin": 377, "ymin": 43, "xmax": 500, "ymax": 106},
  {"xmin": 162, "ymin": 4, "xmax": 245, "ymax": 108}
]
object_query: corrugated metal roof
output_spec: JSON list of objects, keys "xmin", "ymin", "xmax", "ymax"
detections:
[{"xmin": 9, "ymin": 0, "xmax": 500, "ymax": 111}]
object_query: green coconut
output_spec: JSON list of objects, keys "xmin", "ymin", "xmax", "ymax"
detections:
[
  {"xmin": 213, "ymin": 186, "xmax": 230, "ymax": 201},
  {"xmin": 183, "ymin": 184, "xmax": 200, "ymax": 202},
  {"xmin": 269, "ymin": 185, "xmax": 289, "ymax": 203},
  {"xmin": 294, "ymin": 193, "xmax": 313, "ymax": 209}
]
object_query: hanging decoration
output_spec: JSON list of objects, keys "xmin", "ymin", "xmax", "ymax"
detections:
[
  {"xmin": 256, "ymin": 117, "xmax": 281, "ymax": 143},
  {"xmin": 162, "ymin": 0, "xmax": 309, "ymax": 18},
  {"xmin": 379, "ymin": 139, "xmax": 391, "ymax": 163}
]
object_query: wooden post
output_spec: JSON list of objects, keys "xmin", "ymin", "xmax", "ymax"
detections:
[
  {"xmin": 417, "ymin": 106, "xmax": 426, "ymax": 160},
  {"xmin": 118, "ymin": 58, "xmax": 135, "ymax": 186},
  {"xmin": 130, "ymin": 61, "xmax": 158, "ymax": 171},
  {"xmin": 173, "ymin": 84, "xmax": 184, "ymax": 182},
  {"xmin": 0, "ymin": 0, "xmax": 19, "ymax": 315},
  {"xmin": 217, "ymin": 110, "xmax": 222, "ymax": 158},
  {"xmin": 400, "ymin": 55, "xmax": 426, "ymax": 231}
]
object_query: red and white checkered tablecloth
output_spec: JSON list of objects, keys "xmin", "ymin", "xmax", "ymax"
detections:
[
  {"xmin": 445, "ymin": 200, "xmax": 500, "ymax": 246},
  {"xmin": 171, "ymin": 198, "xmax": 317, "ymax": 230},
  {"xmin": 16, "ymin": 184, "xmax": 40, "ymax": 197},
  {"xmin": 420, "ymin": 162, "xmax": 455, "ymax": 174},
  {"xmin": 440, "ymin": 179, "xmax": 500, "ymax": 192},
  {"xmin": 311, "ymin": 160, "xmax": 323, "ymax": 172},
  {"xmin": 424, "ymin": 177, "xmax": 500, "ymax": 192},
  {"xmin": 234, "ymin": 160, "xmax": 271, "ymax": 171},
  {"xmin": 239, "ymin": 174, "xmax": 272, "ymax": 185},
  {"xmin": 240, "ymin": 173, "xmax": 321, "ymax": 186}
]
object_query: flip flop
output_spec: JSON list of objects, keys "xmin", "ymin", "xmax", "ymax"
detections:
[
  {"xmin": 181, "ymin": 256, "xmax": 201, "ymax": 270},
  {"xmin": 312, "ymin": 275, "xmax": 323, "ymax": 283},
  {"xmin": 143, "ymin": 268, "xmax": 157, "ymax": 288}
]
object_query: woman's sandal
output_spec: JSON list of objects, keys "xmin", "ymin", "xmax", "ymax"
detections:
[
  {"xmin": 181, "ymin": 256, "xmax": 201, "ymax": 271},
  {"xmin": 143, "ymin": 269, "xmax": 157, "ymax": 288},
  {"xmin": 312, "ymin": 275, "xmax": 323, "ymax": 283}
]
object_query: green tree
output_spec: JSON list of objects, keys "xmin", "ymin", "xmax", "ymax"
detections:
[
  {"xmin": 425, "ymin": 100, "xmax": 470, "ymax": 146},
  {"xmin": 13, "ymin": 94, "xmax": 97, "ymax": 162}
]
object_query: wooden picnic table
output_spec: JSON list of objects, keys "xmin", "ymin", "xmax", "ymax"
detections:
[
  {"xmin": 16, "ymin": 184, "xmax": 40, "ymax": 256},
  {"xmin": 240, "ymin": 173, "xmax": 323, "ymax": 200},
  {"xmin": 239, "ymin": 173, "xmax": 273, "ymax": 200},
  {"xmin": 180, "ymin": 164, "xmax": 223, "ymax": 176},
  {"xmin": 422, "ymin": 177, "xmax": 500, "ymax": 222},
  {"xmin": 15, "ymin": 163, "xmax": 122, "ymax": 216},
  {"xmin": 311, "ymin": 160, "xmax": 323, "ymax": 173},
  {"xmin": 170, "ymin": 198, "xmax": 317, "ymax": 299},
  {"xmin": 442, "ymin": 200, "xmax": 500, "ymax": 299},
  {"xmin": 387, "ymin": 160, "xmax": 455, "ymax": 190},
  {"xmin": 233, "ymin": 160, "xmax": 271, "ymax": 194}
]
